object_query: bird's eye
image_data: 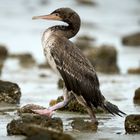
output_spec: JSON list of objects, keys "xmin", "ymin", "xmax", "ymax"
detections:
[{"xmin": 55, "ymin": 13, "xmax": 59, "ymax": 16}]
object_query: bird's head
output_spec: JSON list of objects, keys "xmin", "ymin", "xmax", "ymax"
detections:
[
  {"xmin": 32, "ymin": 8, "xmax": 81, "ymax": 38},
  {"xmin": 32, "ymin": 7, "xmax": 80, "ymax": 25}
]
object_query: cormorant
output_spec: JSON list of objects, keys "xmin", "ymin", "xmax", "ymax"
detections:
[{"xmin": 32, "ymin": 8, "xmax": 125, "ymax": 124}]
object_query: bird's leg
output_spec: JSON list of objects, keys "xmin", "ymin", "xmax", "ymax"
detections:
[
  {"xmin": 32, "ymin": 88, "xmax": 73, "ymax": 117},
  {"xmin": 74, "ymin": 95, "xmax": 98, "ymax": 124},
  {"xmin": 86, "ymin": 106, "xmax": 98, "ymax": 124}
]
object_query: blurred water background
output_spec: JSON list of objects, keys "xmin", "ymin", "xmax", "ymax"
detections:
[
  {"xmin": 0, "ymin": 0, "xmax": 140, "ymax": 140},
  {"xmin": 0, "ymin": 0, "xmax": 140, "ymax": 73}
]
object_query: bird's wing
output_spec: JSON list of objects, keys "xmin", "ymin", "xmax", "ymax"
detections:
[{"xmin": 50, "ymin": 36, "xmax": 103, "ymax": 107}]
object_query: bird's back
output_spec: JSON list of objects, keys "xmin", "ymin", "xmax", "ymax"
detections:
[{"xmin": 43, "ymin": 32, "xmax": 104, "ymax": 107}]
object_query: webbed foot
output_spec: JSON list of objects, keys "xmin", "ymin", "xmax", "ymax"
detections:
[{"xmin": 32, "ymin": 109, "xmax": 53, "ymax": 117}]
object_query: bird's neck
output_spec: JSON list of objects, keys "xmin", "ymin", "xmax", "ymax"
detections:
[{"xmin": 49, "ymin": 20, "xmax": 80, "ymax": 39}]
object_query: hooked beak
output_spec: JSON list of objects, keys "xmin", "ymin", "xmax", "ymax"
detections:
[{"xmin": 32, "ymin": 14, "xmax": 62, "ymax": 21}]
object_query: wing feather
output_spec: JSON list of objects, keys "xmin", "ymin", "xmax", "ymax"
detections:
[{"xmin": 50, "ymin": 36, "xmax": 104, "ymax": 107}]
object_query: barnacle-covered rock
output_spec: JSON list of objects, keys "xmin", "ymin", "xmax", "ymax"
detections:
[{"xmin": 0, "ymin": 80, "xmax": 21, "ymax": 104}]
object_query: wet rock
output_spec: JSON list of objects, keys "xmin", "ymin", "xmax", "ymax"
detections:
[
  {"xmin": 71, "ymin": 118, "xmax": 98, "ymax": 132},
  {"xmin": 75, "ymin": 37, "xmax": 119, "ymax": 73},
  {"xmin": 49, "ymin": 99, "xmax": 58, "ymax": 108},
  {"xmin": 57, "ymin": 79, "xmax": 64, "ymax": 89},
  {"xmin": 17, "ymin": 104, "xmax": 46, "ymax": 116},
  {"xmin": 128, "ymin": 67, "xmax": 140, "ymax": 74},
  {"xmin": 0, "ymin": 45, "xmax": 8, "ymax": 75},
  {"xmin": 49, "ymin": 96, "xmax": 104, "ymax": 114},
  {"xmin": 39, "ymin": 0, "xmax": 48, "ymax": 5},
  {"xmin": 84, "ymin": 45, "xmax": 119, "ymax": 73},
  {"xmin": 0, "ymin": 44, "xmax": 8, "ymax": 61},
  {"xmin": 9, "ymin": 53, "xmax": 36, "ymax": 68},
  {"xmin": 81, "ymin": 21, "xmax": 95, "ymax": 28},
  {"xmin": 133, "ymin": 87, "xmax": 140, "ymax": 104},
  {"xmin": 25, "ymin": 132, "xmax": 52, "ymax": 140},
  {"xmin": 39, "ymin": 73, "xmax": 48, "ymax": 78},
  {"xmin": 9, "ymin": 104, "xmax": 64, "ymax": 134},
  {"xmin": 122, "ymin": 32, "xmax": 140, "ymax": 46},
  {"xmin": 17, "ymin": 125, "xmax": 74, "ymax": 140},
  {"xmin": 38, "ymin": 61, "xmax": 50, "ymax": 69},
  {"xmin": 0, "ymin": 111, "xmax": 7, "ymax": 115},
  {"xmin": 75, "ymin": 35, "xmax": 95, "ymax": 51},
  {"xmin": 50, "ymin": 96, "xmax": 86, "ymax": 113},
  {"xmin": 0, "ymin": 63, "xmax": 3, "ymax": 76},
  {"xmin": 0, "ymin": 103, "xmax": 19, "ymax": 112},
  {"xmin": 125, "ymin": 114, "xmax": 140, "ymax": 134},
  {"xmin": 7, "ymin": 114, "xmax": 63, "ymax": 135},
  {"xmin": 0, "ymin": 80, "xmax": 21, "ymax": 104},
  {"xmin": 75, "ymin": 0, "xmax": 96, "ymax": 6}
]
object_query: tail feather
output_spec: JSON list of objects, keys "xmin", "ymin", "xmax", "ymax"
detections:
[{"xmin": 103, "ymin": 100, "xmax": 126, "ymax": 117}]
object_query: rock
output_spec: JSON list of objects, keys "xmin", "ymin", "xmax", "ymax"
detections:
[
  {"xmin": 84, "ymin": 45, "xmax": 119, "ymax": 73},
  {"xmin": 50, "ymin": 96, "xmax": 86, "ymax": 113},
  {"xmin": 17, "ymin": 125, "xmax": 74, "ymax": 140},
  {"xmin": 75, "ymin": 35, "xmax": 95, "ymax": 51},
  {"xmin": 0, "ymin": 45, "xmax": 8, "ymax": 61},
  {"xmin": 49, "ymin": 96, "xmax": 104, "ymax": 114},
  {"xmin": 7, "ymin": 114, "xmax": 63, "ymax": 135},
  {"xmin": 128, "ymin": 67, "xmax": 140, "ymax": 74},
  {"xmin": 81, "ymin": 21, "xmax": 95, "ymax": 28},
  {"xmin": 49, "ymin": 99, "xmax": 58, "ymax": 107},
  {"xmin": 39, "ymin": 73, "xmax": 48, "ymax": 78},
  {"xmin": 17, "ymin": 104, "xmax": 46, "ymax": 116},
  {"xmin": 76, "ymin": 37, "xmax": 119, "ymax": 73},
  {"xmin": 133, "ymin": 87, "xmax": 140, "ymax": 104},
  {"xmin": 38, "ymin": 61, "xmax": 50, "ymax": 69},
  {"xmin": 0, "ymin": 63, "xmax": 3, "ymax": 76},
  {"xmin": 122, "ymin": 32, "xmax": 140, "ymax": 46},
  {"xmin": 25, "ymin": 132, "xmax": 52, "ymax": 140},
  {"xmin": 0, "ymin": 45, "xmax": 8, "ymax": 75},
  {"xmin": 9, "ymin": 53, "xmax": 36, "ymax": 68},
  {"xmin": 75, "ymin": 0, "xmax": 96, "ymax": 6},
  {"xmin": 39, "ymin": 0, "xmax": 48, "ymax": 5},
  {"xmin": 0, "ymin": 80, "xmax": 21, "ymax": 104},
  {"xmin": 0, "ymin": 103, "xmax": 19, "ymax": 112},
  {"xmin": 125, "ymin": 114, "xmax": 140, "ymax": 134},
  {"xmin": 57, "ymin": 79, "xmax": 64, "ymax": 89},
  {"xmin": 11, "ymin": 104, "xmax": 73, "ymax": 139},
  {"xmin": 71, "ymin": 118, "xmax": 98, "ymax": 132}
]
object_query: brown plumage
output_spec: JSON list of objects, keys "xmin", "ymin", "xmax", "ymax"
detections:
[{"xmin": 32, "ymin": 8, "xmax": 125, "ymax": 123}]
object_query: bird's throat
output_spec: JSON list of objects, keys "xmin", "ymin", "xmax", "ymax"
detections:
[{"xmin": 49, "ymin": 21, "xmax": 80, "ymax": 39}]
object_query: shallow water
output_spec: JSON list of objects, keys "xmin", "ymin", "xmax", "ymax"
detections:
[
  {"xmin": 0, "ymin": 0, "xmax": 140, "ymax": 139},
  {"xmin": 1, "ymin": 61, "xmax": 140, "ymax": 139}
]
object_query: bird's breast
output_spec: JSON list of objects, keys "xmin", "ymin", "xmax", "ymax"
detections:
[{"xmin": 42, "ymin": 34, "xmax": 60, "ymax": 76}]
